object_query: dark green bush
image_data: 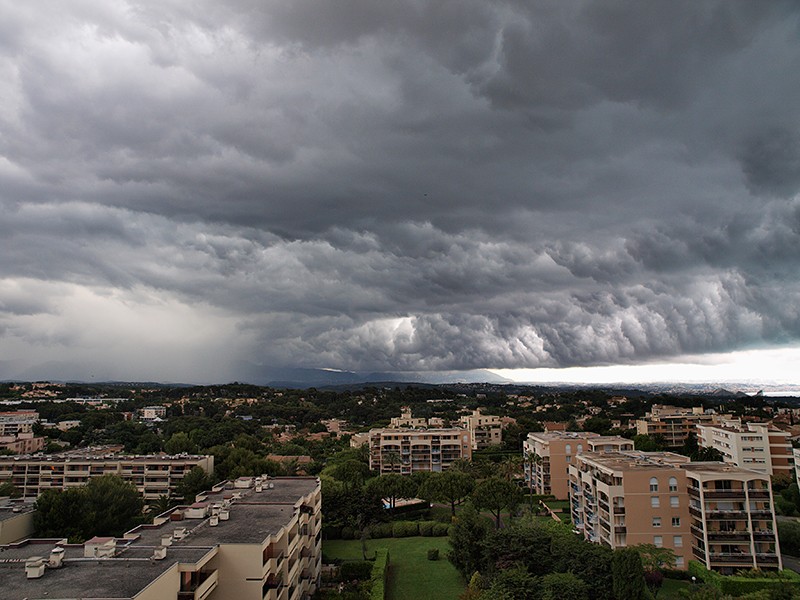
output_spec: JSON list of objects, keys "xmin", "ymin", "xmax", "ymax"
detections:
[
  {"xmin": 322, "ymin": 525, "xmax": 342, "ymax": 539},
  {"xmin": 341, "ymin": 526, "xmax": 356, "ymax": 540},
  {"xmin": 340, "ymin": 561, "xmax": 374, "ymax": 581},
  {"xmin": 418, "ymin": 521, "xmax": 435, "ymax": 536},
  {"xmin": 432, "ymin": 523, "xmax": 450, "ymax": 536},
  {"xmin": 369, "ymin": 522, "xmax": 394, "ymax": 539},
  {"xmin": 392, "ymin": 521, "xmax": 419, "ymax": 537},
  {"xmin": 370, "ymin": 548, "xmax": 390, "ymax": 600},
  {"xmin": 427, "ymin": 548, "xmax": 439, "ymax": 561}
]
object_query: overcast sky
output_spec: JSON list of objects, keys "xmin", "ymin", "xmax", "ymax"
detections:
[{"xmin": 1, "ymin": 1, "xmax": 800, "ymax": 384}]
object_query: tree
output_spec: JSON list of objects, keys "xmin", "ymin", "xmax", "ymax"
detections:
[
  {"xmin": 448, "ymin": 502, "xmax": 490, "ymax": 579},
  {"xmin": 612, "ymin": 547, "xmax": 645, "ymax": 600},
  {"xmin": 0, "ymin": 481, "xmax": 22, "ymax": 498},
  {"xmin": 633, "ymin": 544, "xmax": 675, "ymax": 572},
  {"xmin": 420, "ymin": 470, "xmax": 475, "ymax": 516},
  {"xmin": 165, "ymin": 431, "xmax": 197, "ymax": 454},
  {"xmin": 34, "ymin": 475, "xmax": 144, "ymax": 542},
  {"xmin": 176, "ymin": 467, "xmax": 213, "ymax": 501},
  {"xmin": 540, "ymin": 572, "xmax": 589, "ymax": 600},
  {"xmin": 484, "ymin": 566, "xmax": 539, "ymax": 600},
  {"xmin": 364, "ymin": 473, "xmax": 417, "ymax": 509},
  {"xmin": 471, "ymin": 477, "xmax": 521, "ymax": 529}
]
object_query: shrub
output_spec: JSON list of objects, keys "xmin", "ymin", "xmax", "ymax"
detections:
[
  {"xmin": 419, "ymin": 521, "xmax": 435, "ymax": 536},
  {"xmin": 369, "ymin": 522, "xmax": 394, "ymax": 539},
  {"xmin": 340, "ymin": 561, "xmax": 374, "ymax": 581},
  {"xmin": 427, "ymin": 548, "xmax": 439, "ymax": 561},
  {"xmin": 392, "ymin": 521, "xmax": 419, "ymax": 537},
  {"xmin": 322, "ymin": 525, "xmax": 342, "ymax": 539},
  {"xmin": 341, "ymin": 526, "xmax": 356, "ymax": 540},
  {"xmin": 370, "ymin": 548, "xmax": 390, "ymax": 600},
  {"xmin": 432, "ymin": 523, "xmax": 450, "ymax": 536}
]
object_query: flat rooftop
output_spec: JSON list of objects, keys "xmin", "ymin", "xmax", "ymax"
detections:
[
  {"xmin": 579, "ymin": 451, "xmax": 690, "ymax": 471},
  {"xmin": 0, "ymin": 476, "xmax": 320, "ymax": 600},
  {"xmin": 0, "ymin": 451, "xmax": 210, "ymax": 463},
  {"xmin": 527, "ymin": 431, "xmax": 600, "ymax": 441}
]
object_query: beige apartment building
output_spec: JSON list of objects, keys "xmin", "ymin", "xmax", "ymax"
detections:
[
  {"xmin": 389, "ymin": 407, "xmax": 428, "ymax": 428},
  {"xmin": 636, "ymin": 405, "xmax": 724, "ymax": 447},
  {"xmin": 0, "ymin": 476, "xmax": 321, "ymax": 600},
  {"xmin": 697, "ymin": 419, "xmax": 794, "ymax": 476},
  {"xmin": 0, "ymin": 410, "xmax": 45, "ymax": 454},
  {"xmin": 459, "ymin": 409, "xmax": 503, "ymax": 450},
  {"xmin": 369, "ymin": 427, "xmax": 472, "ymax": 475},
  {"xmin": 0, "ymin": 451, "xmax": 214, "ymax": 500},
  {"xmin": 523, "ymin": 431, "xmax": 634, "ymax": 499},
  {"xmin": 569, "ymin": 452, "xmax": 781, "ymax": 573},
  {"xmin": 794, "ymin": 448, "xmax": 800, "ymax": 489}
]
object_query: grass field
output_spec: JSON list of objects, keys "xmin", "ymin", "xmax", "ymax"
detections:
[{"xmin": 324, "ymin": 537, "xmax": 465, "ymax": 600}]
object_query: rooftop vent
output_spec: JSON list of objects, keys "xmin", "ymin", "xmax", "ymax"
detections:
[
  {"xmin": 161, "ymin": 534, "xmax": 173, "ymax": 547},
  {"xmin": 25, "ymin": 556, "xmax": 46, "ymax": 579},
  {"xmin": 173, "ymin": 527, "xmax": 187, "ymax": 540},
  {"xmin": 209, "ymin": 515, "xmax": 219, "ymax": 527},
  {"xmin": 219, "ymin": 509, "xmax": 230, "ymax": 521},
  {"xmin": 152, "ymin": 546, "xmax": 167, "ymax": 560},
  {"xmin": 84, "ymin": 537, "xmax": 116, "ymax": 558},
  {"xmin": 49, "ymin": 547, "xmax": 65, "ymax": 569}
]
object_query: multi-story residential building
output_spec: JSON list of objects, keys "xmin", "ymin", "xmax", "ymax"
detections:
[
  {"xmin": 389, "ymin": 407, "xmax": 428, "ymax": 429},
  {"xmin": 0, "ymin": 476, "xmax": 321, "ymax": 600},
  {"xmin": 794, "ymin": 448, "xmax": 800, "ymax": 489},
  {"xmin": 369, "ymin": 428, "xmax": 472, "ymax": 475},
  {"xmin": 636, "ymin": 405, "xmax": 724, "ymax": 447},
  {"xmin": 140, "ymin": 406, "xmax": 168, "ymax": 421},
  {"xmin": 0, "ymin": 498, "xmax": 35, "ymax": 544},
  {"xmin": 0, "ymin": 410, "xmax": 44, "ymax": 454},
  {"xmin": 569, "ymin": 451, "xmax": 781, "ymax": 573},
  {"xmin": 459, "ymin": 409, "xmax": 503, "ymax": 450},
  {"xmin": 523, "ymin": 431, "xmax": 634, "ymax": 499},
  {"xmin": 697, "ymin": 419, "xmax": 794, "ymax": 476},
  {"xmin": 0, "ymin": 451, "xmax": 213, "ymax": 500}
]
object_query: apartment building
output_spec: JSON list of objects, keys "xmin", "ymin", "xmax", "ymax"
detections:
[
  {"xmin": 794, "ymin": 448, "xmax": 800, "ymax": 489},
  {"xmin": 523, "ymin": 431, "xmax": 634, "ymax": 499},
  {"xmin": 389, "ymin": 407, "xmax": 428, "ymax": 429},
  {"xmin": 569, "ymin": 452, "xmax": 781, "ymax": 573},
  {"xmin": 369, "ymin": 427, "xmax": 472, "ymax": 475},
  {"xmin": 459, "ymin": 409, "xmax": 503, "ymax": 450},
  {"xmin": 636, "ymin": 405, "xmax": 724, "ymax": 447},
  {"xmin": 0, "ymin": 451, "xmax": 214, "ymax": 500},
  {"xmin": 0, "ymin": 476, "xmax": 321, "ymax": 600},
  {"xmin": 0, "ymin": 410, "xmax": 45, "ymax": 454},
  {"xmin": 697, "ymin": 419, "xmax": 794, "ymax": 476}
]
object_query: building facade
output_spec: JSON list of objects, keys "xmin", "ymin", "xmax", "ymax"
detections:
[
  {"xmin": 523, "ymin": 432, "xmax": 634, "ymax": 499},
  {"xmin": 0, "ymin": 410, "xmax": 45, "ymax": 454},
  {"xmin": 636, "ymin": 405, "xmax": 724, "ymax": 447},
  {"xmin": 569, "ymin": 451, "xmax": 781, "ymax": 573},
  {"xmin": 0, "ymin": 451, "xmax": 214, "ymax": 500},
  {"xmin": 369, "ymin": 428, "xmax": 472, "ymax": 475},
  {"xmin": 0, "ymin": 476, "xmax": 321, "ymax": 600},
  {"xmin": 697, "ymin": 419, "xmax": 794, "ymax": 476},
  {"xmin": 459, "ymin": 409, "xmax": 503, "ymax": 450}
]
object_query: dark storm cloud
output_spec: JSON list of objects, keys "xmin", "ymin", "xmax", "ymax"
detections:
[{"xmin": 1, "ymin": 0, "xmax": 800, "ymax": 380}]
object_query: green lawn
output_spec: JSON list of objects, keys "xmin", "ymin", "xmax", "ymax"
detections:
[{"xmin": 324, "ymin": 537, "xmax": 465, "ymax": 600}]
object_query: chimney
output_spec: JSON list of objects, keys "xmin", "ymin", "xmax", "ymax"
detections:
[
  {"xmin": 26, "ymin": 556, "xmax": 46, "ymax": 579},
  {"xmin": 48, "ymin": 547, "xmax": 65, "ymax": 569}
]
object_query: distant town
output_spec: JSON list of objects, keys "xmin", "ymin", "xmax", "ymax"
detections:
[{"xmin": 3, "ymin": 380, "xmax": 800, "ymax": 599}]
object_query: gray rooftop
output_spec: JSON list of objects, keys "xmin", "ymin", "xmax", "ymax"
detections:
[{"xmin": 0, "ymin": 476, "xmax": 320, "ymax": 600}]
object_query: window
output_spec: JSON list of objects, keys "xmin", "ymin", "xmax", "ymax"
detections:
[
  {"xmin": 652, "ymin": 517, "xmax": 661, "ymax": 527},
  {"xmin": 650, "ymin": 477, "xmax": 659, "ymax": 492},
  {"xmin": 672, "ymin": 517, "xmax": 681, "ymax": 527},
  {"xmin": 577, "ymin": 444, "xmax": 583, "ymax": 454},
  {"xmin": 651, "ymin": 496, "xmax": 660, "ymax": 508},
  {"xmin": 565, "ymin": 444, "xmax": 571, "ymax": 455},
  {"xmin": 675, "ymin": 557, "xmax": 685, "ymax": 568},
  {"xmin": 654, "ymin": 536, "xmax": 663, "ymax": 548},
  {"xmin": 670, "ymin": 496, "xmax": 679, "ymax": 508},
  {"xmin": 669, "ymin": 477, "xmax": 678, "ymax": 492},
  {"xmin": 673, "ymin": 535, "xmax": 683, "ymax": 548}
]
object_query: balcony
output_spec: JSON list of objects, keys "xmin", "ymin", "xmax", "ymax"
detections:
[
  {"xmin": 708, "ymin": 552, "xmax": 755, "ymax": 565},
  {"xmin": 747, "ymin": 490, "xmax": 771, "ymax": 499},
  {"xmin": 613, "ymin": 506, "xmax": 625, "ymax": 515},
  {"xmin": 703, "ymin": 489, "xmax": 747, "ymax": 499},
  {"xmin": 178, "ymin": 570, "xmax": 218, "ymax": 600}
]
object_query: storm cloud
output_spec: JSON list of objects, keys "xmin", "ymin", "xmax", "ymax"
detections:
[{"xmin": 1, "ymin": 1, "xmax": 800, "ymax": 381}]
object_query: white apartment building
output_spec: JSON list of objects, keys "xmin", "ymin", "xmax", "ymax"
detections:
[
  {"xmin": 0, "ymin": 476, "xmax": 322, "ymax": 600},
  {"xmin": 459, "ymin": 409, "xmax": 503, "ymax": 450},
  {"xmin": 697, "ymin": 419, "xmax": 794, "ymax": 476},
  {"xmin": 389, "ymin": 407, "xmax": 428, "ymax": 429},
  {"xmin": 0, "ymin": 451, "xmax": 214, "ymax": 500}
]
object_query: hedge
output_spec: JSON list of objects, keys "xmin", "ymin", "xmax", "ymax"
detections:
[
  {"xmin": 370, "ymin": 548, "xmax": 390, "ymax": 600},
  {"xmin": 392, "ymin": 521, "xmax": 419, "ymax": 537},
  {"xmin": 688, "ymin": 561, "xmax": 800, "ymax": 596},
  {"xmin": 324, "ymin": 520, "xmax": 450, "ymax": 539},
  {"xmin": 340, "ymin": 561, "xmax": 374, "ymax": 581}
]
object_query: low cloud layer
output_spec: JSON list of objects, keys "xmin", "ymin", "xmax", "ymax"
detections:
[{"xmin": 1, "ymin": 1, "xmax": 799, "ymax": 381}]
